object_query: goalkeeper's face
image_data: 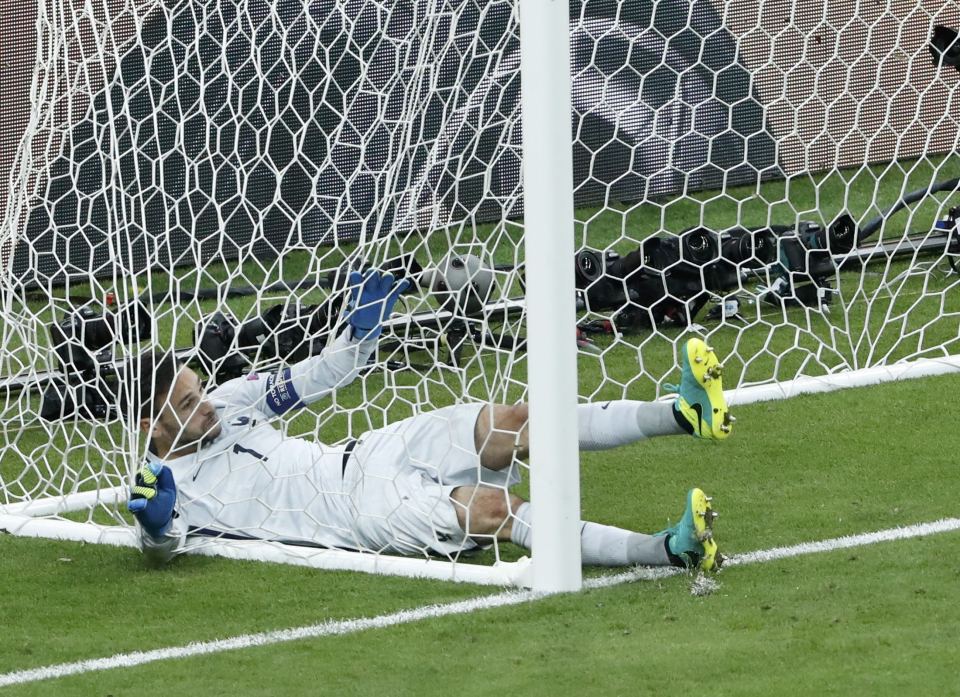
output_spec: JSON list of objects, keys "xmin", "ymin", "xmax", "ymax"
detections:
[{"xmin": 154, "ymin": 366, "xmax": 221, "ymax": 451}]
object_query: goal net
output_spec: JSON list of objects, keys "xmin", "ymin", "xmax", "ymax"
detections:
[{"xmin": 1, "ymin": 0, "xmax": 959, "ymax": 587}]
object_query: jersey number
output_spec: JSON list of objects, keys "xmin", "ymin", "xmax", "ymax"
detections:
[{"xmin": 233, "ymin": 443, "xmax": 267, "ymax": 461}]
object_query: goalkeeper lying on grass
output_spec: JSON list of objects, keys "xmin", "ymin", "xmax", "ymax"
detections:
[{"xmin": 126, "ymin": 270, "xmax": 734, "ymax": 571}]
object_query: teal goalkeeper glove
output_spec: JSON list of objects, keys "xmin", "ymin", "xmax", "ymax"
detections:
[
  {"xmin": 127, "ymin": 462, "xmax": 177, "ymax": 538},
  {"xmin": 345, "ymin": 269, "xmax": 411, "ymax": 340}
]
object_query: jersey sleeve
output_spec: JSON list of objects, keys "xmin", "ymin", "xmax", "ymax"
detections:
[{"xmin": 210, "ymin": 328, "xmax": 376, "ymax": 416}]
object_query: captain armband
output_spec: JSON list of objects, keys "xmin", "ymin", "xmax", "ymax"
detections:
[{"xmin": 264, "ymin": 368, "xmax": 304, "ymax": 415}]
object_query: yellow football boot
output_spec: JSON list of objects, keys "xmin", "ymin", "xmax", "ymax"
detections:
[{"xmin": 673, "ymin": 338, "xmax": 734, "ymax": 439}]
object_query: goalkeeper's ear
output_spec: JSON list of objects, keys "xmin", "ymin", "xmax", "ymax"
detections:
[
  {"xmin": 139, "ymin": 409, "xmax": 169, "ymax": 448},
  {"xmin": 126, "ymin": 348, "xmax": 180, "ymax": 435},
  {"xmin": 139, "ymin": 410, "xmax": 164, "ymax": 438}
]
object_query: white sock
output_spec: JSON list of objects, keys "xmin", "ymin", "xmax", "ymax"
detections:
[
  {"xmin": 577, "ymin": 400, "xmax": 683, "ymax": 451},
  {"xmin": 510, "ymin": 502, "xmax": 533, "ymax": 549},
  {"xmin": 510, "ymin": 502, "xmax": 670, "ymax": 567},
  {"xmin": 579, "ymin": 522, "xmax": 671, "ymax": 566}
]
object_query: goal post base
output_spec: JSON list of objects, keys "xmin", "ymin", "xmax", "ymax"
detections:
[
  {"xmin": 0, "ymin": 509, "xmax": 533, "ymax": 587},
  {"xmin": 725, "ymin": 355, "xmax": 960, "ymax": 407},
  {"xmin": 180, "ymin": 538, "xmax": 533, "ymax": 587}
]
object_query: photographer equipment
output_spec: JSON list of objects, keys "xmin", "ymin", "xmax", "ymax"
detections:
[
  {"xmin": 937, "ymin": 205, "xmax": 960, "ymax": 274},
  {"xmin": 194, "ymin": 310, "xmax": 249, "ymax": 382},
  {"xmin": 48, "ymin": 299, "xmax": 151, "ymax": 373},
  {"xmin": 39, "ymin": 345, "xmax": 127, "ymax": 422},
  {"xmin": 574, "ymin": 229, "xmax": 715, "ymax": 329},
  {"xmin": 195, "ymin": 301, "xmax": 334, "ymax": 382},
  {"xmin": 42, "ymin": 298, "xmax": 150, "ymax": 421},
  {"xmin": 930, "ymin": 25, "xmax": 960, "ymax": 72},
  {"xmin": 575, "ymin": 212, "xmax": 857, "ymax": 328},
  {"xmin": 574, "ymin": 226, "xmax": 767, "ymax": 327},
  {"xmin": 39, "ymin": 373, "xmax": 114, "ymax": 422},
  {"xmin": 759, "ymin": 213, "xmax": 856, "ymax": 308},
  {"xmin": 420, "ymin": 251, "xmax": 495, "ymax": 316}
]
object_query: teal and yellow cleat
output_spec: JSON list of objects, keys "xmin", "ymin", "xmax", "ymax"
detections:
[
  {"xmin": 657, "ymin": 487, "xmax": 723, "ymax": 572},
  {"xmin": 673, "ymin": 337, "xmax": 734, "ymax": 439}
]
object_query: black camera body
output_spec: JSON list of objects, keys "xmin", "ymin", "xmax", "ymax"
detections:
[
  {"xmin": 42, "ymin": 300, "xmax": 150, "ymax": 421},
  {"xmin": 762, "ymin": 214, "xmax": 856, "ymax": 308},
  {"xmin": 195, "ymin": 302, "xmax": 333, "ymax": 382},
  {"xmin": 574, "ymin": 213, "xmax": 857, "ymax": 328},
  {"xmin": 48, "ymin": 301, "xmax": 151, "ymax": 373},
  {"xmin": 40, "ymin": 362, "xmax": 118, "ymax": 422}
]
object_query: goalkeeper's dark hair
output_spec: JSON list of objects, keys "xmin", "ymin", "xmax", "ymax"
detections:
[{"xmin": 122, "ymin": 349, "xmax": 180, "ymax": 420}]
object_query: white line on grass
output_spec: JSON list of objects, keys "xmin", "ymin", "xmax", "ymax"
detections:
[{"xmin": 2, "ymin": 517, "xmax": 958, "ymax": 689}]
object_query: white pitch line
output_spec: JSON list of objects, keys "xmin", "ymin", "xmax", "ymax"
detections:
[{"xmin": 2, "ymin": 517, "xmax": 958, "ymax": 690}]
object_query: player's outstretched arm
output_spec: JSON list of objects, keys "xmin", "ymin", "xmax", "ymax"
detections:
[
  {"xmin": 128, "ymin": 462, "xmax": 182, "ymax": 565},
  {"xmin": 213, "ymin": 269, "xmax": 410, "ymax": 415}
]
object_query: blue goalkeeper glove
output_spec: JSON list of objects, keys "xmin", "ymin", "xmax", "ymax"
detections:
[
  {"xmin": 345, "ymin": 269, "xmax": 411, "ymax": 340},
  {"xmin": 127, "ymin": 462, "xmax": 177, "ymax": 539}
]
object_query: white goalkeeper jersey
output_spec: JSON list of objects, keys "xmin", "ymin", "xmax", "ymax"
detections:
[{"xmin": 143, "ymin": 330, "xmax": 378, "ymax": 555}]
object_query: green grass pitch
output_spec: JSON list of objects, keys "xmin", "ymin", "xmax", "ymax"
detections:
[
  {"xmin": 1, "ymin": 375, "xmax": 959, "ymax": 695},
  {"xmin": 2, "ymin": 159, "xmax": 960, "ymax": 694}
]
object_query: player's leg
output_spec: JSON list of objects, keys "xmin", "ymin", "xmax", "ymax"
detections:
[
  {"xmin": 475, "ymin": 399, "xmax": 693, "ymax": 469},
  {"xmin": 474, "ymin": 401, "xmax": 683, "ymax": 468},
  {"xmin": 474, "ymin": 338, "xmax": 735, "ymax": 470},
  {"xmin": 574, "ymin": 399, "xmax": 685, "ymax": 450},
  {"xmin": 449, "ymin": 484, "xmax": 720, "ymax": 570},
  {"xmin": 448, "ymin": 484, "xmax": 524, "ymax": 542},
  {"xmin": 474, "ymin": 403, "xmax": 530, "ymax": 469}
]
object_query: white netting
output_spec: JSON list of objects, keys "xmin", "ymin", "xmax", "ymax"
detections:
[{"xmin": 1, "ymin": 0, "xmax": 959, "ymax": 584}]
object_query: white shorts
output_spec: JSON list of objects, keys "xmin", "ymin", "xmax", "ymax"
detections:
[{"xmin": 341, "ymin": 403, "xmax": 522, "ymax": 557}]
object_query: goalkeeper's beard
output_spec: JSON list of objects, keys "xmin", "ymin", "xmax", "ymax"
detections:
[
  {"xmin": 198, "ymin": 413, "xmax": 222, "ymax": 448},
  {"xmin": 172, "ymin": 413, "xmax": 221, "ymax": 452},
  {"xmin": 200, "ymin": 416, "xmax": 221, "ymax": 447}
]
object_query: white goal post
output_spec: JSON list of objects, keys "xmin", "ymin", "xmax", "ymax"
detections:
[{"xmin": 2, "ymin": 0, "xmax": 960, "ymax": 590}]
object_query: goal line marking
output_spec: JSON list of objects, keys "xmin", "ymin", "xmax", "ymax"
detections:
[{"xmin": 2, "ymin": 517, "xmax": 958, "ymax": 689}]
